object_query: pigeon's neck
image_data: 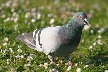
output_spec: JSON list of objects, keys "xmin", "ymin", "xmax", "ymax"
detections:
[
  {"xmin": 63, "ymin": 17, "xmax": 83, "ymax": 38},
  {"xmin": 65, "ymin": 17, "xmax": 74, "ymax": 27}
]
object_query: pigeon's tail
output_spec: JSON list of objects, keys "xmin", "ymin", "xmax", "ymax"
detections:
[{"xmin": 16, "ymin": 33, "xmax": 36, "ymax": 49}]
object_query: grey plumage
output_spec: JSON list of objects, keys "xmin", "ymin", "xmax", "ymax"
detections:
[{"xmin": 16, "ymin": 12, "xmax": 90, "ymax": 65}]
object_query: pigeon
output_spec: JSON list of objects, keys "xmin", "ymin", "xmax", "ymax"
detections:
[{"xmin": 16, "ymin": 12, "xmax": 90, "ymax": 65}]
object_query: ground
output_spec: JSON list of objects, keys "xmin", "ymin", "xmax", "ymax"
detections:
[{"xmin": 0, "ymin": 0, "xmax": 108, "ymax": 72}]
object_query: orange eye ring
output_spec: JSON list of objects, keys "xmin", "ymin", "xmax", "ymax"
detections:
[{"xmin": 77, "ymin": 15, "xmax": 82, "ymax": 19}]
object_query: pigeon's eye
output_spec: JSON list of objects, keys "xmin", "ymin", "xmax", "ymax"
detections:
[{"xmin": 77, "ymin": 15, "xmax": 82, "ymax": 19}]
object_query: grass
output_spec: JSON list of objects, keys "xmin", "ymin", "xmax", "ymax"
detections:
[{"xmin": 0, "ymin": 0, "xmax": 108, "ymax": 72}]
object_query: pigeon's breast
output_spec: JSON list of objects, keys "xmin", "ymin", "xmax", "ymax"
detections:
[{"xmin": 52, "ymin": 29, "xmax": 82, "ymax": 57}]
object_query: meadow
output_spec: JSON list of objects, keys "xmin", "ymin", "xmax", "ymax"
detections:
[{"xmin": 0, "ymin": 0, "xmax": 108, "ymax": 72}]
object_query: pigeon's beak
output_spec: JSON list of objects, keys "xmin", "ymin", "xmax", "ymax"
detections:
[{"xmin": 84, "ymin": 18, "xmax": 90, "ymax": 26}]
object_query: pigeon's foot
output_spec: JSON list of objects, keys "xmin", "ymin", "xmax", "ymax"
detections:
[
  {"xmin": 68, "ymin": 61, "xmax": 73, "ymax": 66},
  {"xmin": 50, "ymin": 59, "xmax": 55, "ymax": 65}
]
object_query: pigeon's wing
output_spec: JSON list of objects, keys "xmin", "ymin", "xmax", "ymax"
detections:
[
  {"xmin": 16, "ymin": 33, "xmax": 36, "ymax": 49},
  {"xmin": 16, "ymin": 26, "xmax": 63, "ymax": 54},
  {"xmin": 34, "ymin": 26, "xmax": 63, "ymax": 55}
]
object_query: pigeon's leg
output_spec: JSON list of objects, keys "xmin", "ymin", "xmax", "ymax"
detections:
[
  {"xmin": 65, "ymin": 56, "xmax": 73, "ymax": 66},
  {"xmin": 48, "ymin": 55, "xmax": 55, "ymax": 64}
]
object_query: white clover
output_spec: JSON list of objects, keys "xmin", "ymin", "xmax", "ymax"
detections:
[
  {"xmin": 17, "ymin": 48, "xmax": 22, "ymax": 53},
  {"xmin": 105, "ymin": 70, "xmax": 108, "ymax": 72},
  {"xmin": 84, "ymin": 65, "xmax": 89, "ymax": 68},
  {"xmin": 93, "ymin": 42, "xmax": 97, "ymax": 46},
  {"xmin": 7, "ymin": 59, "xmax": 10, "ymax": 65},
  {"xmin": 2, "ymin": 42, "xmax": 7, "ymax": 46},
  {"xmin": 9, "ymin": 48, "xmax": 14, "ymax": 53},
  {"xmin": 7, "ymin": 61, "xmax": 10, "ymax": 65},
  {"xmin": 15, "ymin": 55, "xmax": 20, "ymax": 58},
  {"xmin": 97, "ymin": 39, "xmax": 103, "ymax": 45},
  {"xmin": 74, "ymin": 63, "xmax": 78, "ymax": 66},
  {"xmin": 13, "ymin": 17, "xmax": 18, "ymax": 23},
  {"xmin": 43, "ymin": 63, "xmax": 49, "ymax": 69},
  {"xmin": 24, "ymin": 63, "xmax": 31, "ymax": 67},
  {"xmin": 0, "ymin": 45, "xmax": 2, "ymax": 49},
  {"xmin": 39, "ymin": 64, "xmax": 43, "ymax": 67},
  {"xmin": 90, "ymin": 30, "xmax": 94, "ymax": 34},
  {"xmin": 65, "ymin": 63, "xmax": 68, "ymax": 66},
  {"xmin": 66, "ymin": 66, "xmax": 71, "ymax": 71},
  {"xmin": 97, "ymin": 35, "xmax": 102, "ymax": 39},
  {"xmin": 31, "ymin": 18, "xmax": 36, "ymax": 23},
  {"xmin": 0, "ymin": 66, "xmax": 2, "ymax": 70},
  {"xmin": 76, "ymin": 68, "xmax": 81, "ymax": 72},
  {"xmin": 27, "ymin": 56, "xmax": 33, "ymax": 61},
  {"xmin": 3, "ymin": 49, "xmax": 8, "ymax": 53},
  {"xmin": 37, "ymin": 12, "xmax": 41, "ymax": 19},
  {"xmin": 18, "ymin": 45, "xmax": 22, "ymax": 48},
  {"xmin": 98, "ymin": 28, "xmax": 105, "ymax": 34},
  {"xmin": 49, "ymin": 18, "xmax": 55, "ymax": 24},
  {"xmin": 89, "ymin": 46, "xmax": 93, "ymax": 50},
  {"xmin": 4, "ymin": 37, "xmax": 9, "ymax": 42},
  {"xmin": 83, "ymin": 24, "xmax": 91, "ymax": 30},
  {"xmin": 11, "ymin": 68, "xmax": 16, "ymax": 72},
  {"xmin": 25, "ymin": 12, "xmax": 31, "ymax": 18},
  {"xmin": 20, "ymin": 55, "xmax": 24, "ymax": 59},
  {"xmin": 1, "ymin": 14, "xmax": 6, "ymax": 19},
  {"xmin": 7, "ymin": 59, "xmax": 10, "ymax": 62},
  {"xmin": 14, "ymin": 24, "xmax": 19, "ymax": 31}
]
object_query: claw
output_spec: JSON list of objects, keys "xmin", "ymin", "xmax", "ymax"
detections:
[{"xmin": 68, "ymin": 61, "xmax": 73, "ymax": 66}]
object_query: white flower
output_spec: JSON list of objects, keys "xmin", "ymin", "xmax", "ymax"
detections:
[
  {"xmin": 1, "ymin": 14, "xmax": 6, "ymax": 19},
  {"xmin": 49, "ymin": 18, "xmax": 54, "ymax": 24},
  {"xmin": 7, "ymin": 59, "xmax": 10, "ymax": 62},
  {"xmin": 97, "ymin": 35, "xmax": 102, "ymax": 39},
  {"xmin": 11, "ymin": 68, "xmax": 16, "ymax": 72},
  {"xmin": 43, "ymin": 63, "xmax": 49, "ymax": 69},
  {"xmin": 39, "ymin": 64, "xmax": 43, "ymax": 67},
  {"xmin": 27, "ymin": 56, "xmax": 33, "ymax": 61},
  {"xmin": 105, "ymin": 70, "xmax": 108, "ymax": 72},
  {"xmin": 65, "ymin": 63, "xmax": 68, "ymax": 66},
  {"xmin": 7, "ymin": 61, "xmax": 10, "ymax": 65},
  {"xmin": 97, "ymin": 39, "xmax": 103, "ymax": 45},
  {"xmin": 90, "ymin": 30, "xmax": 94, "ymax": 34},
  {"xmin": 31, "ymin": 18, "xmax": 36, "ymax": 23},
  {"xmin": 2, "ymin": 42, "xmax": 7, "ymax": 46},
  {"xmin": 24, "ymin": 63, "xmax": 31, "ymax": 67},
  {"xmin": 3, "ymin": 17, "xmax": 10, "ymax": 22},
  {"xmin": 20, "ymin": 55, "xmax": 24, "ymax": 59},
  {"xmin": 66, "ymin": 66, "xmax": 71, "ymax": 71},
  {"xmin": 7, "ymin": 59, "xmax": 10, "ymax": 64},
  {"xmin": 76, "ymin": 68, "xmax": 81, "ymax": 72},
  {"xmin": 98, "ymin": 28, "xmax": 105, "ymax": 34},
  {"xmin": 89, "ymin": 46, "xmax": 93, "ymax": 50},
  {"xmin": 25, "ymin": 12, "xmax": 31, "ymax": 18},
  {"xmin": 0, "ymin": 66, "xmax": 2, "ymax": 70},
  {"xmin": 84, "ymin": 65, "xmax": 89, "ymax": 68},
  {"xmin": 18, "ymin": 45, "xmax": 21, "ymax": 48},
  {"xmin": 9, "ymin": 48, "xmax": 14, "ymax": 53},
  {"xmin": 0, "ymin": 45, "xmax": 2, "ymax": 49},
  {"xmin": 14, "ymin": 24, "xmax": 19, "ymax": 31},
  {"xmin": 83, "ymin": 24, "xmax": 91, "ymax": 30},
  {"xmin": 74, "ymin": 63, "xmax": 78, "ymax": 66},
  {"xmin": 17, "ymin": 48, "xmax": 22, "ymax": 53},
  {"xmin": 93, "ymin": 42, "xmax": 97, "ymax": 46},
  {"xmin": 37, "ymin": 12, "xmax": 41, "ymax": 19},
  {"xmin": 13, "ymin": 17, "xmax": 18, "ymax": 23},
  {"xmin": 3, "ymin": 49, "xmax": 8, "ymax": 53},
  {"xmin": 15, "ymin": 55, "xmax": 20, "ymax": 58}
]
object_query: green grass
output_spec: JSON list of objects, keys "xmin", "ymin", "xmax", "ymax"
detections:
[{"xmin": 0, "ymin": 0, "xmax": 108, "ymax": 72}]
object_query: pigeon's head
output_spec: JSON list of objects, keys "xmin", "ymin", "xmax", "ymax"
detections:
[{"xmin": 73, "ymin": 12, "xmax": 90, "ymax": 26}]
